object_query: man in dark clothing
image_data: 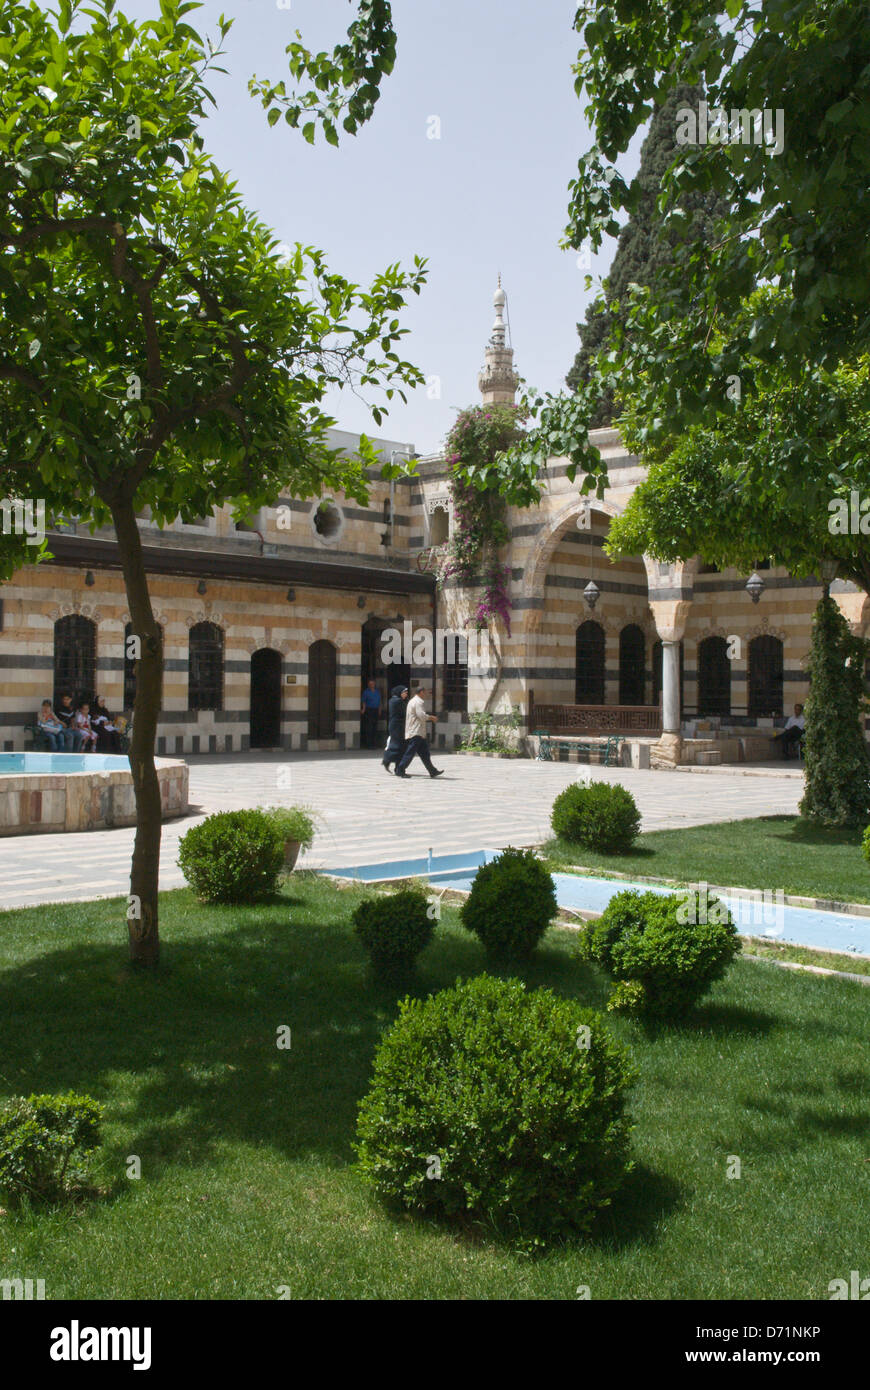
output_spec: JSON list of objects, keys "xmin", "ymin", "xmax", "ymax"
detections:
[
  {"xmin": 360, "ymin": 678, "xmax": 382, "ymax": 749},
  {"xmin": 382, "ymin": 685, "xmax": 408, "ymax": 773}
]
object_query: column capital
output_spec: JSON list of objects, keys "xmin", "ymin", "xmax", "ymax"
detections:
[{"xmin": 649, "ymin": 598, "xmax": 692, "ymax": 643}]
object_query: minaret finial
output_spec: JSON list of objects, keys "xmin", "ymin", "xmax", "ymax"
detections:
[{"xmin": 478, "ymin": 276, "xmax": 519, "ymax": 405}]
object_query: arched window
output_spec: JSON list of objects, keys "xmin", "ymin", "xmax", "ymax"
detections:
[
  {"xmin": 619, "ymin": 624, "xmax": 645, "ymax": 705},
  {"xmin": 652, "ymin": 640, "xmax": 685, "ymax": 710},
  {"xmin": 124, "ymin": 622, "xmax": 164, "ymax": 712},
  {"xmin": 308, "ymin": 640, "xmax": 337, "ymax": 738},
  {"xmin": 697, "ymin": 636, "xmax": 731, "ymax": 716},
  {"xmin": 189, "ymin": 622, "xmax": 224, "ymax": 711},
  {"xmin": 575, "ymin": 620, "xmax": 605, "ymax": 704},
  {"xmin": 429, "ymin": 505, "xmax": 449, "ymax": 546},
  {"xmin": 53, "ymin": 614, "xmax": 96, "ymax": 708},
  {"xmin": 748, "ymin": 635, "xmax": 783, "ymax": 717}
]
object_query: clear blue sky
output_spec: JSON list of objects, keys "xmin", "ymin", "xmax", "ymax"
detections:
[{"xmin": 107, "ymin": 1, "xmax": 641, "ymax": 453}]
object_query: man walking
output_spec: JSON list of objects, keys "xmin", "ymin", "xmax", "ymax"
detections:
[
  {"xmin": 382, "ymin": 684, "xmax": 409, "ymax": 773},
  {"xmin": 360, "ymin": 678, "xmax": 381, "ymax": 749},
  {"xmin": 395, "ymin": 686, "xmax": 443, "ymax": 778}
]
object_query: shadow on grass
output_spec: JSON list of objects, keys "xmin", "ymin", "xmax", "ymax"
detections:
[
  {"xmin": 0, "ymin": 904, "xmax": 677, "ymax": 1249},
  {"xmin": 641, "ymin": 1001, "xmax": 778, "ymax": 1041},
  {"xmin": 764, "ymin": 816, "xmax": 863, "ymax": 848}
]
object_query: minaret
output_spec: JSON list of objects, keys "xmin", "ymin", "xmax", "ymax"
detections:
[{"xmin": 478, "ymin": 276, "xmax": 519, "ymax": 405}]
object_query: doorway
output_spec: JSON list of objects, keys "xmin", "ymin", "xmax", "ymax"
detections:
[
  {"xmin": 250, "ymin": 648, "xmax": 283, "ymax": 747},
  {"xmin": 308, "ymin": 640, "xmax": 337, "ymax": 739}
]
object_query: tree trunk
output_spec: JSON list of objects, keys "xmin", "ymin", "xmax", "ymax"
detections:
[{"xmin": 109, "ymin": 497, "xmax": 165, "ymax": 965}]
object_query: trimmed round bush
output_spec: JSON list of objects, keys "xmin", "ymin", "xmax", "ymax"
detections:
[
  {"xmin": 0, "ymin": 1092, "xmax": 104, "ymax": 1203},
  {"xmin": 355, "ymin": 975, "xmax": 635, "ymax": 1244},
  {"xmin": 177, "ymin": 808, "xmax": 284, "ymax": 903},
  {"xmin": 353, "ymin": 887, "xmax": 435, "ymax": 977},
  {"xmin": 551, "ymin": 781, "xmax": 641, "ymax": 854},
  {"xmin": 580, "ymin": 888, "xmax": 740, "ymax": 1018},
  {"xmin": 459, "ymin": 847, "xmax": 557, "ymax": 961}
]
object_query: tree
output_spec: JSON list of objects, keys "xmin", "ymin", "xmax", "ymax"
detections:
[
  {"xmin": 605, "ymin": 338, "xmax": 870, "ymax": 820},
  {"xmin": 567, "ymin": 82, "xmax": 727, "ymax": 425},
  {"xmin": 606, "ymin": 344, "xmax": 870, "ymax": 594},
  {"xmin": 502, "ymin": 0, "xmax": 870, "ymax": 498},
  {"xmin": 0, "ymin": 0, "xmax": 425, "ymax": 966},
  {"xmin": 799, "ymin": 595, "xmax": 870, "ymax": 829}
]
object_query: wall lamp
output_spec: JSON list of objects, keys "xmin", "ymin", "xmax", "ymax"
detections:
[
  {"xmin": 583, "ymin": 580, "xmax": 600, "ymax": 611},
  {"xmin": 197, "ymin": 580, "xmax": 207, "ymax": 596},
  {"xmin": 84, "ymin": 571, "xmax": 95, "ymax": 587}
]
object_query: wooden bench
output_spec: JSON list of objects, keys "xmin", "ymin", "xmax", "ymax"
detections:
[{"xmin": 534, "ymin": 730, "xmax": 624, "ymax": 767}]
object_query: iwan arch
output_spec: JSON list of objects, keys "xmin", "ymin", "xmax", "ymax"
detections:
[{"xmin": 1, "ymin": 280, "xmax": 864, "ymax": 764}]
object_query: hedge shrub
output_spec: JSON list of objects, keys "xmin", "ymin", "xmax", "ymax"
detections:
[
  {"xmin": 352, "ymin": 887, "xmax": 435, "ymax": 977},
  {"xmin": 459, "ymin": 847, "xmax": 557, "ymax": 961},
  {"xmin": 579, "ymin": 888, "xmax": 740, "ymax": 1018},
  {"xmin": 355, "ymin": 975, "xmax": 634, "ymax": 1245},
  {"xmin": 177, "ymin": 808, "xmax": 284, "ymax": 903},
  {"xmin": 551, "ymin": 781, "xmax": 641, "ymax": 853},
  {"xmin": 0, "ymin": 1092, "xmax": 104, "ymax": 1202}
]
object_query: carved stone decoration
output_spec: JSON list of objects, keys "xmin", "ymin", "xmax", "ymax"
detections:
[
  {"xmin": 54, "ymin": 600, "xmax": 102, "ymax": 624},
  {"xmin": 425, "ymin": 495, "xmax": 450, "ymax": 515},
  {"xmin": 747, "ymin": 616, "xmax": 787, "ymax": 643},
  {"xmin": 185, "ymin": 607, "xmax": 223, "ymax": 629}
]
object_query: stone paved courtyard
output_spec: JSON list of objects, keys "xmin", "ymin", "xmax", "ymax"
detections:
[{"xmin": 0, "ymin": 752, "xmax": 804, "ymax": 910}]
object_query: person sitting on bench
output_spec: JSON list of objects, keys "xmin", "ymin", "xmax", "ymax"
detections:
[
  {"xmin": 773, "ymin": 704, "xmax": 805, "ymax": 759},
  {"xmin": 37, "ymin": 701, "xmax": 69, "ymax": 752}
]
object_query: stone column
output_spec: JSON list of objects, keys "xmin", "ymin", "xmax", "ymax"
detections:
[
  {"xmin": 649, "ymin": 598, "xmax": 692, "ymax": 769},
  {"xmin": 661, "ymin": 639, "xmax": 681, "ymax": 733}
]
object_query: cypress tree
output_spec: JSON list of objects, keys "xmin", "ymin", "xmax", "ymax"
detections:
[
  {"xmin": 567, "ymin": 82, "xmax": 727, "ymax": 423},
  {"xmin": 799, "ymin": 593, "xmax": 870, "ymax": 828}
]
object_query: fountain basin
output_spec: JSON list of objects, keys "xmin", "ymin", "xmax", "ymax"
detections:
[{"xmin": 0, "ymin": 753, "xmax": 189, "ymax": 835}]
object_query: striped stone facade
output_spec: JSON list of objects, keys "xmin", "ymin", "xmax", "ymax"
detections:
[{"xmin": 2, "ymin": 289, "xmax": 867, "ymax": 762}]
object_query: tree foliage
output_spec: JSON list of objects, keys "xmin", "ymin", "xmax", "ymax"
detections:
[
  {"xmin": 606, "ymin": 336, "xmax": 870, "ymax": 594},
  {"xmin": 799, "ymin": 595, "xmax": 870, "ymax": 829},
  {"xmin": 507, "ymin": 0, "xmax": 870, "ymax": 493},
  {"xmin": 567, "ymin": 81, "xmax": 727, "ymax": 425},
  {"xmin": 0, "ymin": 0, "xmax": 424, "ymax": 964}
]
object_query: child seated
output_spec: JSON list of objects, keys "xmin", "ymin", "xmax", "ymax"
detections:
[
  {"xmin": 37, "ymin": 701, "xmax": 68, "ymax": 752},
  {"xmin": 74, "ymin": 702, "xmax": 99, "ymax": 752}
]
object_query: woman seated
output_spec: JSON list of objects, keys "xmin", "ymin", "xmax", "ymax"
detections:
[{"xmin": 92, "ymin": 695, "xmax": 122, "ymax": 753}]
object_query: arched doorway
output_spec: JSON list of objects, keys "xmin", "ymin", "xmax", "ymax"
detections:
[
  {"xmin": 250, "ymin": 647, "xmax": 282, "ymax": 748},
  {"xmin": 361, "ymin": 616, "xmax": 407, "ymax": 740},
  {"xmin": 575, "ymin": 621, "xmax": 605, "ymax": 704},
  {"xmin": 697, "ymin": 636, "xmax": 731, "ymax": 716},
  {"xmin": 619, "ymin": 624, "xmax": 645, "ymax": 705},
  {"xmin": 748, "ymin": 635, "xmax": 783, "ymax": 717},
  {"xmin": 308, "ymin": 640, "xmax": 337, "ymax": 739}
]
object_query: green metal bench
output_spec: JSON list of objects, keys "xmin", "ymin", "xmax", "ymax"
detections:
[{"xmin": 534, "ymin": 730, "xmax": 624, "ymax": 767}]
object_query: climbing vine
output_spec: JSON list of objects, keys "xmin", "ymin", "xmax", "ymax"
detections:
[{"xmin": 440, "ymin": 403, "xmax": 523, "ymax": 633}]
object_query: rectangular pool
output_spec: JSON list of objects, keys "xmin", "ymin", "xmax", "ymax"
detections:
[{"xmin": 322, "ymin": 852, "xmax": 870, "ymax": 958}]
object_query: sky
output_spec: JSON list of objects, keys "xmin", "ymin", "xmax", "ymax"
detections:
[{"xmin": 78, "ymin": 0, "xmax": 642, "ymax": 455}]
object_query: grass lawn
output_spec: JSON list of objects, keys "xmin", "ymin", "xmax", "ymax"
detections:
[
  {"xmin": 0, "ymin": 875, "xmax": 867, "ymax": 1300},
  {"xmin": 546, "ymin": 815, "xmax": 870, "ymax": 905}
]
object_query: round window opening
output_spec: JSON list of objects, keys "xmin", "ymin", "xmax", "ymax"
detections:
[{"xmin": 313, "ymin": 499, "xmax": 342, "ymax": 540}]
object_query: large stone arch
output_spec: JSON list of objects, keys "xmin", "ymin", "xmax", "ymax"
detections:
[
  {"xmin": 521, "ymin": 496, "xmax": 627, "ymax": 606},
  {"xmin": 521, "ymin": 496, "xmax": 654, "ymax": 683}
]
